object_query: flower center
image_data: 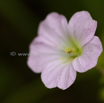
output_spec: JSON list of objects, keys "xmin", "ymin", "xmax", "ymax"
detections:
[{"xmin": 64, "ymin": 39, "xmax": 83, "ymax": 62}]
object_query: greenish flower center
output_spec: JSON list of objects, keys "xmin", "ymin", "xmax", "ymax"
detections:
[{"xmin": 64, "ymin": 38, "xmax": 83, "ymax": 62}]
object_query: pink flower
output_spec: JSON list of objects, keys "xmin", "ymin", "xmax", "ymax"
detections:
[{"xmin": 27, "ymin": 11, "xmax": 102, "ymax": 90}]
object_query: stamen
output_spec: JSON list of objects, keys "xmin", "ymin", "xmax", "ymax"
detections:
[{"xmin": 67, "ymin": 50, "xmax": 72, "ymax": 54}]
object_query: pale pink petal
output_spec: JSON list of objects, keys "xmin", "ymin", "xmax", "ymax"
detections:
[
  {"xmin": 80, "ymin": 20, "xmax": 97, "ymax": 46},
  {"xmin": 68, "ymin": 11, "xmax": 97, "ymax": 46},
  {"xmin": 41, "ymin": 61, "xmax": 76, "ymax": 89},
  {"xmin": 29, "ymin": 37, "xmax": 64, "ymax": 54},
  {"xmin": 83, "ymin": 36, "xmax": 102, "ymax": 58},
  {"xmin": 39, "ymin": 12, "xmax": 68, "ymax": 37},
  {"xmin": 41, "ymin": 60, "xmax": 65, "ymax": 88},
  {"xmin": 72, "ymin": 54, "xmax": 97, "ymax": 73},
  {"xmin": 57, "ymin": 64, "xmax": 76, "ymax": 90},
  {"xmin": 38, "ymin": 12, "xmax": 70, "ymax": 48},
  {"xmin": 72, "ymin": 36, "xmax": 102, "ymax": 72},
  {"xmin": 27, "ymin": 40, "xmax": 64, "ymax": 73},
  {"xmin": 27, "ymin": 55, "xmax": 61, "ymax": 73},
  {"xmin": 89, "ymin": 36, "xmax": 102, "ymax": 51}
]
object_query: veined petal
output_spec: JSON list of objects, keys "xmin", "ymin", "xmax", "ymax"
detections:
[
  {"xmin": 29, "ymin": 38, "xmax": 64, "ymax": 54},
  {"xmin": 72, "ymin": 54, "xmax": 97, "ymax": 73},
  {"xmin": 72, "ymin": 36, "xmax": 102, "ymax": 72},
  {"xmin": 39, "ymin": 12, "xmax": 68, "ymax": 37},
  {"xmin": 41, "ymin": 60, "xmax": 76, "ymax": 89},
  {"xmin": 38, "ymin": 12, "xmax": 70, "ymax": 49},
  {"xmin": 57, "ymin": 64, "xmax": 76, "ymax": 90},
  {"xmin": 89, "ymin": 36, "xmax": 102, "ymax": 52},
  {"xmin": 80, "ymin": 20, "xmax": 97, "ymax": 46},
  {"xmin": 68, "ymin": 11, "xmax": 97, "ymax": 46},
  {"xmin": 27, "ymin": 41, "xmax": 64, "ymax": 73},
  {"xmin": 27, "ymin": 55, "xmax": 61, "ymax": 73},
  {"xmin": 83, "ymin": 36, "xmax": 102, "ymax": 58},
  {"xmin": 41, "ymin": 60, "xmax": 65, "ymax": 88}
]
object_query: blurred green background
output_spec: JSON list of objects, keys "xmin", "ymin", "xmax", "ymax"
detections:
[{"xmin": 1, "ymin": 0, "xmax": 104, "ymax": 103}]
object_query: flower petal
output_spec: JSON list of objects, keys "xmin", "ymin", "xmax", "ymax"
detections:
[
  {"xmin": 41, "ymin": 60, "xmax": 76, "ymax": 90},
  {"xmin": 29, "ymin": 37, "xmax": 64, "ymax": 54},
  {"xmin": 89, "ymin": 36, "xmax": 102, "ymax": 52},
  {"xmin": 27, "ymin": 41, "xmax": 64, "ymax": 73},
  {"xmin": 27, "ymin": 55, "xmax": 61, "ymax": 73},
  {"xmin": 80, "ymin": 20, "xmax": 97, "ymax": 46},
  {"xmin": 57, "ymin": 64, "xmax": 76, "ymax": 90},
  {"xmin": 68, "ymin": 11, "xmax": 97, "ymax": 46},
  {"xmin": 83, "ymin": 36, "xmax": 102, "ymax": 58},
  {"xmin": 39, "ymin": 12, "xmax": 68, "ymax": 37},
  {"xmin": 72, "ymin": 36, "xmax": 102, "ymax": 72},
  {"xmin": 72, "ymin": 54, "xmax": 97, "ymax": 73},
  {"xmin": 38, "ymin": 12, "xmax": 70, "ymax": 49}
]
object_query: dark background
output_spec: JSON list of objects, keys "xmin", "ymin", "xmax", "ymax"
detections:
[{"xmin": 1, "ymin": 0, "xmax": 104, "ymax": 103}]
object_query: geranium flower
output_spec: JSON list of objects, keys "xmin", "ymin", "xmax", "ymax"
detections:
[{"xmin": 27, "ymin": 11, "xmax": 102, "ymax": 90}]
